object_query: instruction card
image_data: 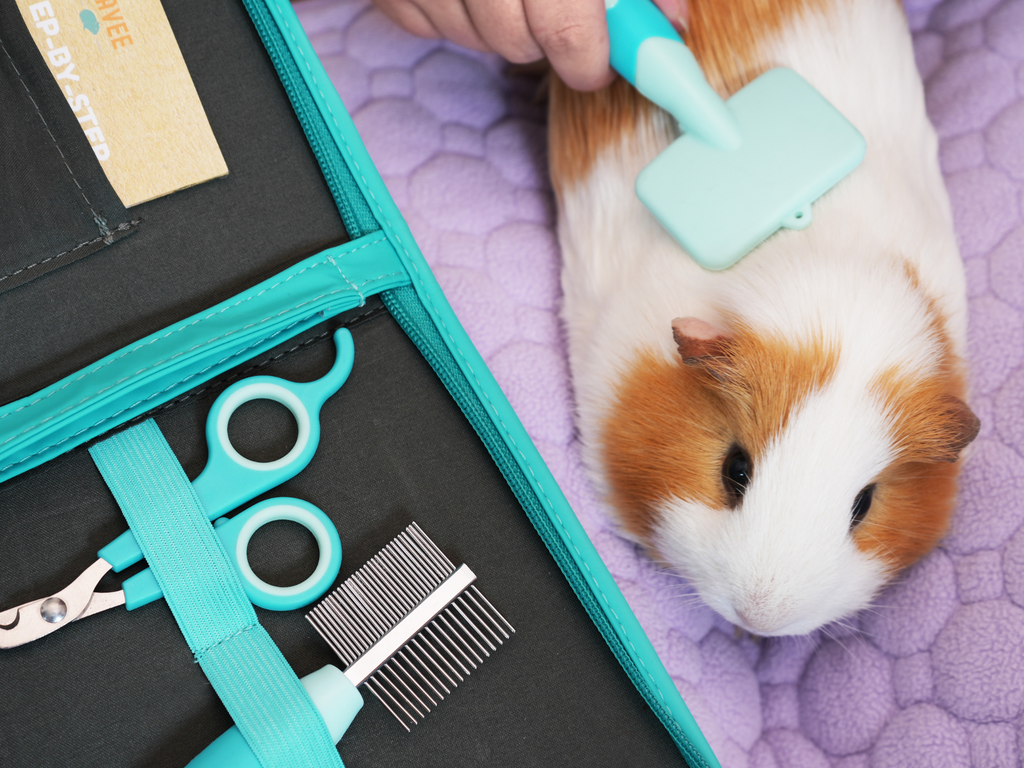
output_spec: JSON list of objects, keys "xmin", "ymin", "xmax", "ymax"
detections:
[{"xmin": 17, "ymin": 0, "xmax": 228, "ymax": 207}]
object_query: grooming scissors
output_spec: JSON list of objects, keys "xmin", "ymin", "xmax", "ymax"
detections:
[{"xmin": 0, "ymin": 328, "xmax": 355, "ymax": 649}]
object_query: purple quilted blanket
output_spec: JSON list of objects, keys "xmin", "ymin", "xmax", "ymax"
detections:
[{"xmin": 295, "ymin": 0, "xmax": 1024, "ymax": 764}]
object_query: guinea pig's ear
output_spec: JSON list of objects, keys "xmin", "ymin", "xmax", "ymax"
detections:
[
  {"xmin": 926, "ymin": 394, "xmax": 981, "ymax": 462},
  {"xmin": 671, "ymin": 317, "xmax": 734, "ymax": 380},
  {"xmin": 901, "ymin": 393, "xmax": 980, "ymax": 463}
]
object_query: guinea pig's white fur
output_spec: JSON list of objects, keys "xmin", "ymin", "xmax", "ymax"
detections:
[{"xmin": 549, "ymin": 0, "xmax": 979, "ymax": 635}]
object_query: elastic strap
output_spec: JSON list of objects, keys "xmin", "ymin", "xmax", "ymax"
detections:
[{"xmin": 90, "ymin": 420, "xmax": 343, "ymax": 768}]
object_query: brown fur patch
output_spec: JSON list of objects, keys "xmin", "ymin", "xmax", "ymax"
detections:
[
  {"xmin": 686, "ymin": 0, "xmax": 833, "ymax": 95},
  {"xmin": 548, "ymin": 0, "xmax": 834, "ymax": 191},
  {"xmin": 548, "ymin": 76, "xmax": 659, "ymax": 196},
  {"xmin": 858, "ymin": 375, "xmax": 978, "ymax": 569},
  {"xmin": 853, "ymin": 459, "xmax": 960, "ymax": 572},
  {"xmin": 602, "ymin": 327, "xmax": 837, "ymax": 541},
  {"xmin": 853, "ymin": 265, "xmax": 979, "ymax": 570}
]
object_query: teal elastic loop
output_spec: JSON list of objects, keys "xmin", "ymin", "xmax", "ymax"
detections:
[
  {"xmin": 89, "ymin": 420, "xmax": 344, "ymax": 768},
  {"xmin": 117, "ymin": 498, "xmax": 342, "ymax": 613}
]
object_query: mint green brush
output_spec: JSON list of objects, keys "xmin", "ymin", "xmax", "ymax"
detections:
[{"xmin": 606, "ymin": 0, "xmax": 866, "ymax": 270}]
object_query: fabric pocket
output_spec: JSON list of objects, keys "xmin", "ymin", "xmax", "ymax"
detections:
[{"xmin": 0, "ymin": 0, "xmax": 137, "ymax": 296}]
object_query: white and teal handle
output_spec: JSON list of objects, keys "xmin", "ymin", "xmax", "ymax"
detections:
[
  {"xmin": 606, "ymin": 0, "xmax": 741, "ymax": 151},
  {"xmin": 98, "ymin": 327, "xmax": 356, "ymax": 573},
  {"xmin": 187, "ymin": 665, "xmax": 364, "ymax": 768}
]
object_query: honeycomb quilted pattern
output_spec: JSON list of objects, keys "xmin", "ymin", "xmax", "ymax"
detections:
[{"xmin": 295, "ymin": 0, "xmax": 1024, "ymax": 764}]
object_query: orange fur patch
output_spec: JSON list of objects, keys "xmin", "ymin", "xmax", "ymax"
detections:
[
  {"xmin": 601, "ymin": 349, "xmax": 730, "ymax": 541},
  {"xmin": 854, "ymin": 459, "xmax": 960, "ymax": 572},
  {"xmin": 693, "ymin": 327, "xmax": 839, "ymax": 459},
  {"xmin": 548, "ymin": 76, "xmax": 660, "ymax": 196},
  {"xmin": 686, "ymin": 0, "xmax": 833, "ymax": 95},
  {"xmin": 602, "ymin": 328, "xmax": 837, "ymax": 541},
  {"xmin": 548, "ymin": 0, "xmax": 833, "ymax": 192},
  {"xmin": 853, "ymin": 264, "xmax": 978, "ymax": 570},
  {"xmin": 859, "ymin": 375, "xmax": 977, "ymax": 569}
]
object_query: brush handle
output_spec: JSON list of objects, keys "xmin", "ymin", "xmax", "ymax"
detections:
[
  {"xmin": 605, "ymin": 0, "xmax": 741, "ymax": 151},
  {"xmin": 186, "ymin": 666, "xmax": 363, "ymax": 768}
]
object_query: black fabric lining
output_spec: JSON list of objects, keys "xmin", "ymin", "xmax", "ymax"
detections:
[
  {"xmin": 243, "ymin": 0, "xmax": 379, "ymax": 240},
  {"xmin": 0, "ymin": 38, "xmax": 104, "ymax": 226}
]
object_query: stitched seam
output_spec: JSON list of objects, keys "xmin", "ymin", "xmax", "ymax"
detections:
[
  {"xmin": 271, "ymin": 1, "xmax": 687, "ymax": 745},
  {"xmin": 0, "ymin": 318, "xmax": 309, "ymax": 474},
  {"xmin": 0, "ymin": 236, "xmax": 387, "ymax": 431},
  {"xmin": 194, "ymin": 623, "xmax": 260, "ymax": 662},
  {"xmin": 0, "ymin": 220, "xmax": 139, "ymax": 284},
  {"xmin": 326, "ymin": 252, "xmax": 365, "ymax": 306},
  {"xmin": 0, "ymin": 37, "xmax": 108, "ymax": 236},
  {"xmin": 0, "ymin": 258, "xmax": 333, "ymax": 431}
]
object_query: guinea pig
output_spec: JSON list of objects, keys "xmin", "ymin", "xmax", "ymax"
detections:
[{"xmin": 548, "ymin": 0, "xmax": 979, "ymax": 636}]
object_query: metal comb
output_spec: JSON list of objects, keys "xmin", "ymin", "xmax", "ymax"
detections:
[{"xmin": 306, "ymin": 522, "xmax": 514, "ymax": 730}]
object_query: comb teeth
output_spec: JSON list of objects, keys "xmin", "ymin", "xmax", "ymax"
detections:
[{"xmin": 306, "ymin": 523, "xmax": 514, "ymax": 730}]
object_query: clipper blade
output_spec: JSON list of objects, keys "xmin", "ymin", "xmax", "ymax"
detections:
[{"xmin": 306, "ymin": 523, "xmax": 514, "ymax": 730}]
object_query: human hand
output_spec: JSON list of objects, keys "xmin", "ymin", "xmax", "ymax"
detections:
[{"xmin": 371, "ymin": 0, "xmax": 688, "ymax": 92}]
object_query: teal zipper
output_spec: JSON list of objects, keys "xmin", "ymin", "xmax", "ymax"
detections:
[{"xmin": 241, "ymin": 0, "xmax": 378, "ymax": 240}]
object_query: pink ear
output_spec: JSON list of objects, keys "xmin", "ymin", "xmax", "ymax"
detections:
[
  {"xmin": 671, "ymin": 317, "xmax": 730, "ymax": 365},
  {"xmin": 672, "ymin": 317, "xmax": 720, "ymax": 341}
]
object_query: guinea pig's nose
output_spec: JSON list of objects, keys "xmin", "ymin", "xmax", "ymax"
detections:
[
  {"xmin": 735, "ymin": 609, "xmax": 759, "ymax": 631},
  {"xmin": 736, "ymin": 607, "xmax": 783, "ymax": 635}
]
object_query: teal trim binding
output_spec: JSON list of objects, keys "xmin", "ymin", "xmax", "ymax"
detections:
[
  {"xmin": 0, "ymin": 234, "xmax": 408, "ymax": 484},
  {"xmin": 246, "ymin": 2, "xmax": 718, "ymax": 764},
  {"xmin": 90, "ymin": 420, "xmax": 343, "ymax": 768}
]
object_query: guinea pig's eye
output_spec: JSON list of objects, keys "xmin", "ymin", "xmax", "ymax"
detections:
[
  {"xmin": 851, "ymin": 484, "xmax": 875, "ymax": 527},
  {"xmin": 722, "ymin": 446, "xmax": 752, "ymax": 504}
]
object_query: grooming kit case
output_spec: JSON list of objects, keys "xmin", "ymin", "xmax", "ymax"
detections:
[{"xmin": 0, "ymin": 1, "xmax": 717, "ymax": 765}]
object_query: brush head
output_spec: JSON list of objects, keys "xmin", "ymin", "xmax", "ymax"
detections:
[
  {"xmin": 637, "ymin": 67, "xmax": 866, "ymax": 270},
  {"xmin": 306, "ymin": 523, "xmax": 514, "ymax": 730}
]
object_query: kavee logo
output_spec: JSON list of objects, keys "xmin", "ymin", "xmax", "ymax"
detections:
[
  {"xmin": 79, "ymin": 9, "xmax": 99, "ymax": 34},
  {"xmin": 91, "ymin": 0, "xmax": 133, "ymax": 49}
]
